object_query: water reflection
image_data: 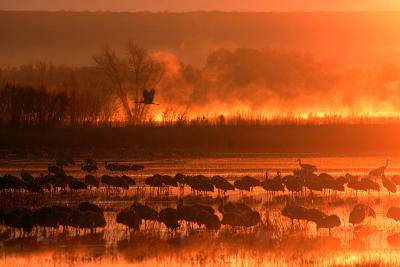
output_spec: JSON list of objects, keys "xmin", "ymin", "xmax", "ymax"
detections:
[
  {"xmin": 2, "ymin": 229, "xmax": 400, "ymax": 266},
  {"xmin": 3, "ymin": 156, "xmax": 400, "ymax": 266}
]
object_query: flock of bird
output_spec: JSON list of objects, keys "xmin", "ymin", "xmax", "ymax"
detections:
[
  {"xmin": 0, "ymin": 159, "xmax": 141, "ymax": 193},
  {"xmin": 0, "ymin": 158, "xmax": 398, "ymax": 199},
  {"xmin": 0, "ymin": 197, "xmax": 261, "ymax": 237},
  {"xmin": 281, "ymin": 202, "xmax": 400, "ymax": 235},
  {"xmin": 1, "ymin": 158, "xmax": 400, "ymax": 239},
  {"xmin": 3, "ymin": 195, "xmax": 400, "ymax": 238},
  {"xmin": 117, "ymin": 198, "xmax": 261, "ymax": 233},
  {"xmin": 0, "ymin": 201, "xmax": 106, "ymax": 237}
]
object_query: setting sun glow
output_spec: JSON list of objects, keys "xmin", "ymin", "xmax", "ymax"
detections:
[{"xmin": 2, "ymin": 1, "xmax": 400, "ymax": 267}]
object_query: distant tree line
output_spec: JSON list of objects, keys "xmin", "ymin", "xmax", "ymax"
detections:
[
  {"xmin": 0, "ymin": 42, "xmax": 165, "ymax": 128},
  {"xmin": 0, "ymin": 84, "xmax": 68, "ymax": 127},
  {"xmin": 1, "ymin": 42, "xmax": 398, "ymax": 128}
]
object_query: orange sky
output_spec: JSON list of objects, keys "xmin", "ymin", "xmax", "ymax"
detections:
[{"xmin": 2, "ymin": 0, "xmax": 400, "ymax": 12}]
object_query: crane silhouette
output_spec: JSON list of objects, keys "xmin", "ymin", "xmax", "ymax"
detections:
[
  {"xmin": 296, "ymin": 158, "xmax": 317, "ymax": 172},
  {"xmin": 135, "ymin": 89, "xmax": 159, "ymax": 105},
  {"xmin": 368, "ymin": 159, "xmax": 389, "ymax": 179}
]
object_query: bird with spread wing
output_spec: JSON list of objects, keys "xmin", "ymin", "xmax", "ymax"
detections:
[{"xmin": 136, "ymin": 89, "xmax": 159, "ymax": 105}]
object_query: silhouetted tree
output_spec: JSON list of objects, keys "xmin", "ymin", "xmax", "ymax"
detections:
[
  {"xmin": 94, "ymin": 47, "xmax": 133, "ymax": 123},
  {"xmin": 127, "ymin": 41, "xmax": 164, "ymax": 124}
]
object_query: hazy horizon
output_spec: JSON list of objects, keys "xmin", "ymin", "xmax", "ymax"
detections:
[
  {"xmin": 2, "ymin": 11, "xmax": 400, "ymax": 68},
  {"xmin": 2, "ymin": 3, "xmax": 400, "ymax": 267},
  {"xmin": 2, "ymin": 10, "xmax": 400, "ymax": 121},
  {"xmin": 2, "ymin": 0, "xmax": 400, "ymax": 12}
]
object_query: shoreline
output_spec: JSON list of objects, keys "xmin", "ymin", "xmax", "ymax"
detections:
[{"xmin": 1, "ymin": 124, "xmax": 400, "ymax": 155}]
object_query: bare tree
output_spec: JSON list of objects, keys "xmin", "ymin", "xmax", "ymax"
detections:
[
  {"xmin": 127, "ymin": 41, "xmax": 164, "ymax": 124},
  {"xmin": 94, "ymin": 43, "xmax": 164, "ymax": 125},
  {"xmin": 94, "ymin": 47, "xmax": 133, "ymax": 122}
]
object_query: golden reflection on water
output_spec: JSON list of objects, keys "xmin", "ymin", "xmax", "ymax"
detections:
[
  {"xmin": 3, "ymin": 231, "xmax": 400, "ymax": 267},
  {"xmin": 2, "ymin": 156, "xmax": 400, "ymax": 266},
  {"xmin": 4, "ymin": 246, "xmax": 400, "ymax": 267}
]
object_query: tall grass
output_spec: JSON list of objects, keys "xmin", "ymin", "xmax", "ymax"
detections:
[{"xmin": 149, "ymin": 112, "xmax": 400, "ymax": 127}]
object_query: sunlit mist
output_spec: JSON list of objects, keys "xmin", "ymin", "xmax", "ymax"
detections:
[{"xmin": 2, "ymin": 2, "xmax": 400, "ymax": 267}]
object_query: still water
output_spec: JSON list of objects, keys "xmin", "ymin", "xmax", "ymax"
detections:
[{"xmin": 0, "ymin": 155, "xmax": 400, "ymax": 266}]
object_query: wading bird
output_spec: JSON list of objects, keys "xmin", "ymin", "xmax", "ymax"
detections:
[
  {"xmin": 349, "ymin": 204, "xmax": 376, "ymax": 226},
  {"xmin": 383, "ymin": 175, "xmax": 397, "ymax": 193},
  {"xmin": 297, "ymin": 159, "xmax": 317, "ymax": 173},
  {"xmin": 316, "ymin": 215, "xmax": 341, "ymax": 235},
  {"xmin": 368, "ymin": 159, "xmax": 389, "ymax": 179}
]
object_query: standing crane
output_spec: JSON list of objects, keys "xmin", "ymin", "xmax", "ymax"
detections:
[
  {"xmin": 368, "ymin": 159, "xmax": 389, "ymax": 179},
  {"xmin": 296, "ymin": 158, "xmax": 317, "ymax": 173}
]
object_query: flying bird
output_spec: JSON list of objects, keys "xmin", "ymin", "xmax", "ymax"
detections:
[{"xmin": 136, "ymin": 89, "xmax": 159, "ymax": 105}]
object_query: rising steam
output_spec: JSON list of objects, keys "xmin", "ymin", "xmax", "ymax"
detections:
[
  {"xmin": 152, "ymin": 47, "xmax": 400, "ymax": 120},
  {"xmin": 1, "ymin": 46, "xmax": 400, "ymax": 123}
]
